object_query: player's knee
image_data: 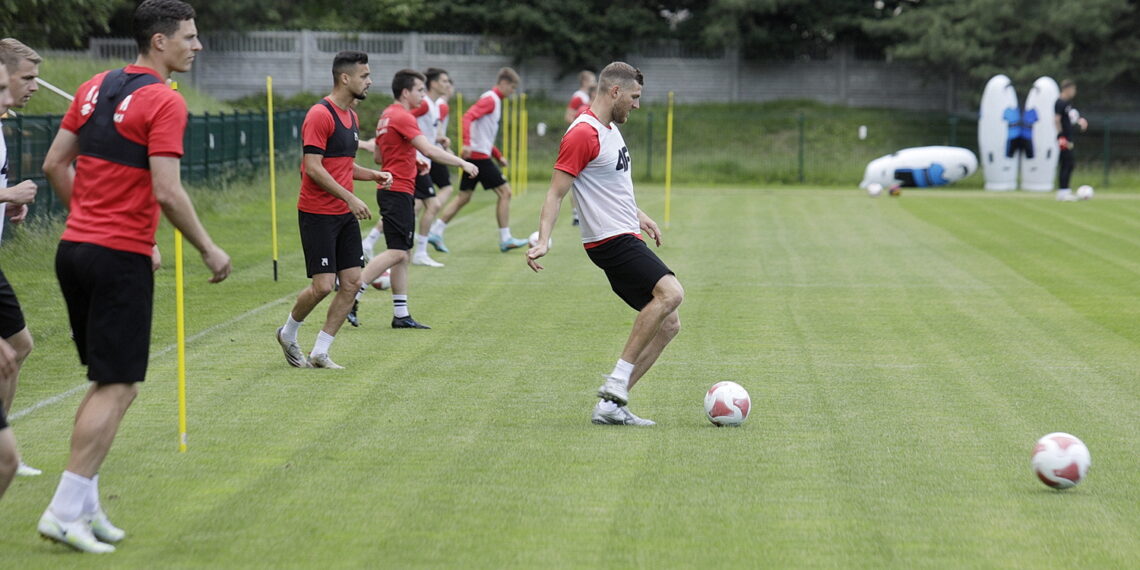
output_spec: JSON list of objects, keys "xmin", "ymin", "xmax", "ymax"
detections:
[
  {"xmin": 656, "ymin": 276, "xmax": 684, "ymax": 312},
  {"xmin": 497, "ymin": 185, "xmax": 513, "ymax": 200},
  {"xmin": 340, "ymin": 276, "xmax": 363, "ymax": 294},
  {"xmin": 661, "ymin": 312, "xmax": 682, "ymax": 339},
  {"xmin": 6, "ymin": 328, "xmax": 33, "ymax": 363},
  {"xmin": 311, "ymin": 280, "xmax": 335, "ymax": 298}
]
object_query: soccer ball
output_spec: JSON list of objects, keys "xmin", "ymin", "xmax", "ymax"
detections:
[
  {"xmin": 704, "ymin": 381, "xmax": 751, "ymax": 427},
  {"xmin": 528, "ymin": 231, "xmax": 552, "ymax": 248},
  {"xmin": 1031, "ymin": 432, "xmax": 1091, "ymax": 489},
  {"xmin": 371, "ymin": 269, "xmax": 391, "ymax": 290},
  {"xmin": 1076, "ymin": 185, "xmax": 1094, "ymax": 200},
  {"xmin": 866, "ymin": 183, "xmax": 883, "ymax": 197}
]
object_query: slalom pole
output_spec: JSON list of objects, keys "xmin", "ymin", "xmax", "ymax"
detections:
[
  {"xmin": 521, "ymin": 94, "xmax": 528, "ymax": 194},
  {"xmin": 171, "ymin": 80, "xmax": 188, "ymax": 452},
  {"xmin": 455, "ymin": 92, "xmax": 464, "ymax": 180},
  {"xmin": 664, "ymin": 91, "xmax": 675, "ymax": 228},
  {"xmin": 267, "ymin": 76, "xmax": 279, "ymax": 281},
  {"xmin": 503, "ymin": 96, "xmax": 512, "ymax": 175},
  {"xmin": 512, "ymin": 93, "xmax": 521, "ymax": 187}
]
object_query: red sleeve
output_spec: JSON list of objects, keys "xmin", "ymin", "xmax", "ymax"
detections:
[
  {"xmin": 439, "ymin": 102, "xmax": 449, "ymax": 121},
  {"xmin": 302, "ymin": 104, "xmax": 335, "ymax": 154},
  {"xmin": 392, "ymin": 109, "xmax": 422, "ymax": 141},
  {"xmin": 462, "ymin": 94, "xmax": 497, "ymax": 146},
  {"xmin": 411, "ymin": 99, "xmax": 429, "ymax": 118},
  {"xmin": 491, "ymin": 147, "xmax": 503, "ymax": 161},
  {"xmin": 60, "ymin": 73, "xmax": 106, "ymax": 133},
  {"xmin": 553, "ymin": 123, "xmax": 599, "ymax": 177},
  {"xmin": 143, "ymin": 86, "xmax": 188, "ymax": 158},
  {"xmin": 568, "ymin": 94, "xmax": 586, "ymax": 109}
]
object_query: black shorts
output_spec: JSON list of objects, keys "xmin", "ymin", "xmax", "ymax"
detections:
[
  {"xmin": 0, "ymin": 267, "xmax": 26, "ymax": 338},
  {"xmin": 0, "ymin": 397, "xmax": 7, "ymax": 430},
  {"xmin": 1006, "ymin": 136, "xmax": 1034, "ymax": 159},
  {"xmin": 414, "ymin": 173, "xmax": 436, "ymax": 200},
  {"xmin": 459, "ymin": 158, "xmax": 507, "ymax": 191},
  {"xmin": 377, "ymin": 190, "xmax": 415, "ymax": 251},
  {"xmin": 586, "ymin": 234, "xmax": 675, "ymax": 311},
  {"xmin": 298, "ymin": 211, "xmax": 364, "ymax": 278},
  {"xmin": 429, "ymin": 161, "xmax": 452, "ymax": 189},
  {"xmin": 56, "ymin": 241, "xmax": 154, "ymax": 384}
]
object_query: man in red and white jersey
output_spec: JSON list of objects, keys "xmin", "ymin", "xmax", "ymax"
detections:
[
  {"xmin": 355, "ymin": 69, "xmax": 477, "ymax": 330},
  {"xmin": 564, "ymin": 69, "xmax": 597, "ymax": 125},
  {"xmin": 274, "ymin": 50, "xmax": 392, "ymax": 369},
  {"xmin": 432, "ymin": 82, "xmax": 455, "ymax": 208},
  {"xmin": 528, "ymin": 62, "xmax": 683, "ymax": 427},
  {"xmin": 40, "ymin": 0, "xmax": 231, "ymax": 552},
  {"xmin": 428, "ymin": 67, "xmax": 529, "ymax": 253}
]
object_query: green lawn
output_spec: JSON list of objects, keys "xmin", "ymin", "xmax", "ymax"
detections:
[{"xmin": 1, "ymin": 179, "xmax": 1138, "ymax": 568}]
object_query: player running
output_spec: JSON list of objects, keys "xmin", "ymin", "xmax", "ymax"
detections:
[
  {"xmin": 428, "ymin": 67, "xmax": 529, "ymax": 253},
  {"xmin": 527, "ymin": 62, "xmax": 683, "ymax": 426}
]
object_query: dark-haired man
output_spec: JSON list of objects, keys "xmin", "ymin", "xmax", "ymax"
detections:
[
  {"xmin": 1054, "ymin": 79, "xmax": 1089, "ymax": 202},
  {"xmin": 528, "ymin": 62, "xmax": 683, "ymax": 427},
  {"xmin": 355, "ymin": 69, "xmax": 477, "ymax": 330},
  {"xmin": 40, "ymin": 0, "xmax": 231, "ymax": 552},
  {"xmin": 275, "ymin": 50, "xmax": 392, "ymax": 369}
]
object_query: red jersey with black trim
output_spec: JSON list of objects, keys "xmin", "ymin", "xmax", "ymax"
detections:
[
  {"xmin": 299, "ymin": 97, "xmax": 359, "ymax": 215},
  {"xmin": 376, "ymin": 103, "xmax": 422, "ymax": 195},
  {"xmin": 60, "ymin": 64, "xmax": 186, "ymax": 256}
]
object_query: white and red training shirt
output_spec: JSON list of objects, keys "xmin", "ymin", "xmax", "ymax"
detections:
[
  {"xmin": 437, "ymin": 97, "xmax": 450, "ymax": 150},
  {"xmin": 462, "ymin": 87, "xmax": 504, "ymax": 160},
  {"xmin": 554, "ymin": 110, "xmax": 639, "ymax": 247},
  {"xmin": 412, "ymin": 96, "xmax": 440, "ymax": 166},
  {"xmin": 568, "ymin": 89, "xmax": 589, "ymax": 111}
]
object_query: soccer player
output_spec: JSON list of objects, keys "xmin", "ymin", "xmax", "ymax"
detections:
[
  {"xmin": 1054, "ymin": 79, "xmax": 1089, "ymax": 202},
  {"xmin": 408, "ymin": 67, "xmax": 454, "ymax": 268},
  {"xmin": 0, "ymin": 60, "xmax": 25, "ymax": 505},
  {"xmin": 527, "ymin": 62, "xmax": 683, "ymax": 427},
  {"xmin": 40, "ymin": 0, "xmax": 231, "ymax": 552},
  {"xmin": 427, "ymin": 67, "xmax": 529, "ymax": 253},
  {"xmin": 275, "ymin": 50, "xmax": 391, "ymax": 369},
  {"xmin": 356, "ymin": 69, "xmax": 477, "ymax": 330},
  {"xmin": 564, "ymin": 70, "xmax": 596, "ymax": 125},
  {"xmin": 431, "ymin": 78, "xmax": 456, "ymax": 214},
  {"xmin": 0, "ymin": 38, "xmax": 41, "ymax": 477}
]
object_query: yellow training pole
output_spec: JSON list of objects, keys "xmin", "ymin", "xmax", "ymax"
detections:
[
  {"xmin": 520, "ymin": 94, "xmax": 528, "ymax": 194},
  {"xmin": 267, "ymin": 76, "xmax": 279, "ymax": 281},
  {"xmin": 455, "ymin": 92, "xmax": 464, "ymax": 180},
  {"xmin": 512, "ymin": 94, "xmax": 521, "ymax": 186},
  {"xmin": 664, "ymin": 91, "xmax": 675, "ymax": 228},
  {"xmin": 502, "ymin": 96, "xmax": 512, "ymax": 175},
  {"xmin": 175, "ymin": 230, "xmax": 187, "ymax": 452}
]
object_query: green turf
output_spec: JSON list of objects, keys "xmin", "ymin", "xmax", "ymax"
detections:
[{"xmin": 1, "ymin": 179, "xmax": 1138, "ymax": 568}]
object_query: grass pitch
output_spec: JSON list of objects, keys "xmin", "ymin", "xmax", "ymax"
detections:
[{"xmin": 1, "ymin": 179, "xmax": 1139, "ymax": 568}]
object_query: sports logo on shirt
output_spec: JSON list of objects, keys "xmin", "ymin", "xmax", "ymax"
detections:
[{"xmin": 616, "ymin": 146, "xmax": 631, "ymax": 172}]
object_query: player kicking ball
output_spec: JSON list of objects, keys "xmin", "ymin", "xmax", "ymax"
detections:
[{"xmin": 527, "ymin": 62, "xmax": 683, "ymax": 426}]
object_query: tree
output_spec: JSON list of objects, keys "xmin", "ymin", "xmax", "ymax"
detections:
[{"xmin": 0, "ymin": 0, "xmax": 128, "ymax": 48}]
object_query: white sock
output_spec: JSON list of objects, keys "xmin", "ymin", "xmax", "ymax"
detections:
[
  {"xmin": 281, "ymin": 314, "xmax": 302, "ymax": 343},
  {"xmin": 393, "ymin": 294, "xmax": 409, "ymax": 318},
  {"xmin": 499, "ymin": 227, "xmax": 512, "ymax": 242},
  {"xmin": 49, "ymin": 471, "xmax": 93, "ymax": 522},
  {"xmin": 598, "ymin": 399, "xmax": 618, "ymax": 412},
  {"xmin": 312, "ymin": 331, "xmax": 334, "ymax": 356},
  {"xmin": 362, "ymin": 228, "xmax": 382, "ymax": 250},
  {"xmin": 430, "ymin": 219, "xmax": 447, "ymax": 236},
  {"xmin": 83, "ymin": 474, "xmax": 101, "ymax": 515},
  {"xmin": 414, "ymin": 234, "xmax": 428, "ymax": 256},
  {"xmin": 355, "ymin": 285, "xmax": 367, "ymax": 301},
  {"xmin": 610, "ymin": 359, "xmax": 635, "ymax": 383}
]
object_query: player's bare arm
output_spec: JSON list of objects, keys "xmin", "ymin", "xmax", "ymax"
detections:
[
  {"xmin": 41, "ymin": 128, "xmax": 79, "ymax": 205},
  {"xmin": 638, "ymin": 209, "xmax": 662, "ymax": 247},
  {"xmin": 526, "ymin": 169, "xmax": 575, "ymax": 272},
  {"xmin": 303, "ymin": 152, "xmax": 371, "ymax": 220},
  {"xmin": 353, "ymin": 163, "xmax": 392, "ymax": 189},
  {"xmin": 412, "ymin": 134, "xmax": 478, "ymax": 178},
  {"xmin": 150, "ymin": 156, "xmax": 232, "ymax": 283}
]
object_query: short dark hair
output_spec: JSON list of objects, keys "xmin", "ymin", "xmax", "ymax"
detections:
[
  {"xmin": 392, "ymin": 68, "xmax": 426, "ymax": 99},
  {"xmin": 424, "ymin": 67, "xmax": 448, "ymax": 91},
  {"xmin": 133, "ymin": 0, "xmax": 196, "ymax": 55},
  {"xmin": 332, "ymin": 51, "xmax": 368, "ymax": 82},
  {"xmin": 599, "ymin": 62, "xmax": 643, "ymax": 91},
  {"xmin": 1061, "ymin": 79, "xmax": 1076, "ymax": 90}
]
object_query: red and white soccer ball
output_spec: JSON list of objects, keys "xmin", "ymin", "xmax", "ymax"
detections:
[
  {"xmin": 371, "ymin": 269, "xmax": 391, "ymax": 290},
  {"xmin": 1076, "ymin": 185, "xmax": 1094, "ymax": 200},
  {"xmin": 1031, "ymin": 432, "xmax": 1091, "ymax": 490},
  {"xmin": 528, "ymin": 231, "xmax": 552, "ymax": 248},
  {"xmin": 704, "ymin": 381, "xmax": 751, "ymax": 427}
]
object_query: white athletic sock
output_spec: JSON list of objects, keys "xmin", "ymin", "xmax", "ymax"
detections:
[
  {"xmin": 49, "ymin": 471, "xmax": 93, "ymax": 522},
  {"xmin": 83, "ymin": 474, "xmax": 101, "ymax": 515},
  {"xmin": 598, "ymin": 399, "xmax": 619, "ymax": 412},
  {"xmin": 355, "ymin": 285, "xmax": 367, "ymax": 301},
  {"xmin": 312, "ymin": 331, "xmax": 334, "ymax": 356},
  {"xmin": 281, "ymin": 315, "xmax": 302, "ymax": 343},
  {"xmin": 499, "ymin": 227, "xmax": 512, "ymax": 242},
  {"xmin": 414, "ymin": 234, "xmax": 428, "ymax": 256},
  {"xmin": 430, "ymin": 219, "xmax": 447, "ymax": 236},
  {"xmin": 393, "ymin": 294, "xmax": 410, "ymax": 318},
  {"xmin": 610, "ymin": 359, "xmax": 635, "ymax": 383},
  {"xmin": 362, "ymin": 227, "xmax": 382, "ymax": 250}
]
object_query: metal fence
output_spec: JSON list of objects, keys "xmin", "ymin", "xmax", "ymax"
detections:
[{"xmin": 3, "ymin": 109, "xmax": 306, "ymax": 218}]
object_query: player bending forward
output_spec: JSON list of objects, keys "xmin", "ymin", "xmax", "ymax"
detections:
[{"xmin": 527, "ymin": 62, "xmax": 683, "ymax": 426}]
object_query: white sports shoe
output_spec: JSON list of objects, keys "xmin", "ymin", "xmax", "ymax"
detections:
[
  {"xmin": 596, "ymin": 375, "xmax": 629, "ymax": 406},
  {"xmin": 591, "ymin": 402, "xmax": 656, "ymax": 426},
  {"xmin": 309, "ymin": 353, "xmax": 344, "ymax": 369},
  {"xmin": 90, "ymin": 509, "xmax": 126, "ymax": 543},
  {"xmin": 38, "ymin": 510, "xmax": 116, "ymax": 553},
  {"xmin": 276, "ymin": 327, "xmax": 311, "ymax": 368},
  {"xmin": 1056, "ymin": 189, "xmax": 1077, "ymax": 202},
  {"xmin": 411, "ymin": 253, "xmax": 445, "ymax": 267},
  {"xmin": 17, "ymin": 461, "xmax": 43, "ymax": 476}
]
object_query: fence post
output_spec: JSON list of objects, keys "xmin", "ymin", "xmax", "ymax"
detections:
[
  {"xmin": 798, "ymin": 112, "xmax": 805, "ymax": 184},
  {"xmin": 1102, "ymin": 118, "xmax": 1110, "ymax": 189}
]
